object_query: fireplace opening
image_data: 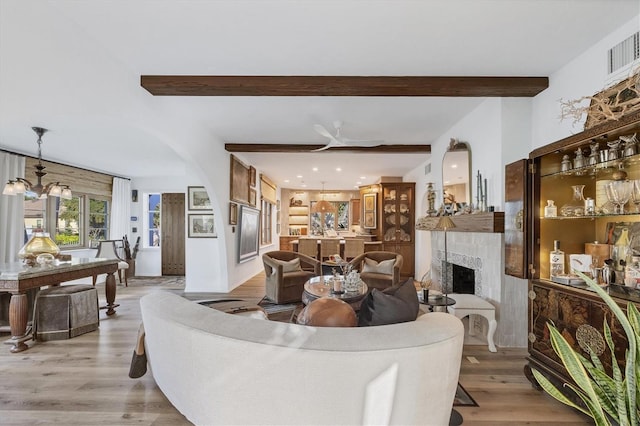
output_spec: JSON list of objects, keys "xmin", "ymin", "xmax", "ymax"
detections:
[{"xmin": 451, "ymin": 263, "xmax": 475, "ymax": 294}]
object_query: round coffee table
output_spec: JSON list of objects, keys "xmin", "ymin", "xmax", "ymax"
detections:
[
  {"xmin": 302, "ymin": 275, "xmax": 368, "ymax": 309},
  {"xmin": 420, "ymin": 294, "xmax": 456, "ymax": 313}
]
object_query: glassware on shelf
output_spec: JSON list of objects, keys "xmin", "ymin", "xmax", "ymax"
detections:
[
  {"xmin": 560, "ymin": 185, "xmax": 586, "ymax": 217},
  {"xmin": 622, "ymin": 133, "xmax": 638, "ymax": 157},
  {"xmin": 632, "ymin": 179, "xmax": 640, "ymax": 213},
  {"xmin": 573, "ymin": 147, "xmax": 586, "ymax": 171},
  {"xmin": 560, "ymin": 155, "xmax": 571, "ymax": 173},
  {"xmin": 588, "ymin": 140, "xmax": 599, "ymax": 166},
  {"xmin": 544, "ymin": 200, "xmax": 557, "ymax": 218},
  {"xmin": 584, "ymin": 197, "xmax": 595, "ymax": 215},
  {"xmin": 612, "ymin": 227, "xmax": 631, "ymax": 274},
  {"xmin": 605, "ymin": 180, "xmax": 632, "ymax": 214},
  {"xmin": 596, "ymin": 179, "xmax": 614, "ymax": 213},
  {"xmin": 607, "ymin": 140, "xmax": 621, "ymax": 161},
  {"xmin": 550, "ymin": 240, "xmax": 565, "ymax": 278}
]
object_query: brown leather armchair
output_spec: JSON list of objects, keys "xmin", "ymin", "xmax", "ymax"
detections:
[
  {"xmin": 348, "ymin": 251, "xmax": 403, "ymax": 291},
  {"xmin": 263, "ymin": 251, "xmax": 321, "ymax": 304}
]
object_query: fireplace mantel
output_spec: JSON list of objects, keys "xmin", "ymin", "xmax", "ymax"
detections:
[{"xmin": 416, "ymin": 212, "xmax": 504, "ymax": 233}]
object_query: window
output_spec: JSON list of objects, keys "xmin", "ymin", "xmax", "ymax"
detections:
[
  {"xmin": 22, "ymin": 192, "xmax": 110, "ymax": 248},
  {"xmin": 310, "ymin": 201, "xmax": 349, "ymax": 235},
  {"xmin": 54, "ymin": 196, "xmax": 81, "ymax": 247},
  {"xmin": 146, "ymin": 193, "xmax": 161, "ymax": 248},
  {"xmin": 261, "ymin": 199, "xmax": 273, "ymax": 245},
  {"xmin": 89, "ymin": 198, "xmax": 109, "ymax": 241},
  {"xmin": 23, "ymin": 193, "xmax": 45, "ymax": 242}
]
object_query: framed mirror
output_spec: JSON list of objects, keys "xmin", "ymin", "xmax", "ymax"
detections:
[{"xmin": 442, "ymin": 138, "xmax": 471, "ymax": 211}]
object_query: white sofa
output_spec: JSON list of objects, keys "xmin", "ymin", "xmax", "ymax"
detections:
[{"xmin": 140, "ymin": 291, "xmax": 464, "ymax": 426}]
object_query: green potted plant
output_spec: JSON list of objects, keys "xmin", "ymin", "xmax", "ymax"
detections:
[{"xmin": 532, "ymin": 272, "xmax": 639, "ymax": 426}]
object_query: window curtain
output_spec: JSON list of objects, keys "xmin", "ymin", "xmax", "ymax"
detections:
[
  {"xmin": 0, "ymin": 152, "xmax": 25, "ymax": 263},
  {"xmin": 110, "ymin": 177, "xmax": 131, "ymax": 240}
]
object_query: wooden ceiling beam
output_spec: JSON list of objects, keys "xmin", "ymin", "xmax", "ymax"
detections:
[
  {"xmin": 224, "ymin": 143, "xmax": 430, "ymax": 153},
  {"xmin": 141, "ymin": 75, "xmax": 548, "ymax": 97}
]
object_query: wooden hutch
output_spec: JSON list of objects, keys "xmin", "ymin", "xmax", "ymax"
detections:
[{"xmin": 520, "ymin": 109, "xmax": 640, "ymax": 393}]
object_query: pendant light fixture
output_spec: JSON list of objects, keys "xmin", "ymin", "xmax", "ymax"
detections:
[
  {"xmin": 3, "ymin": 127, "xmax": 72, "ymax": 200},
  {"xmin": 311, "ymin": 181, "xmax": 336, "ymax": 213}
]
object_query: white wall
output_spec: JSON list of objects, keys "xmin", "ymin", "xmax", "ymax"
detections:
[
  {"xmin": 532, "ymin": 15, "xmax": 640, "ymax": 149},
  {"xmin": 410, "ymin": 99, "xmax": 503, "ymax": 277}
]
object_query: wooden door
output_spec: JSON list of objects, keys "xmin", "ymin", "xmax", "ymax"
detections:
[
  {"xmin": 504, "ymin": 159, "xmax": 529, "ymax": 278},
  {"xmin": 161, "ymin": 193, "xmax": 185, "ymax": 275}
]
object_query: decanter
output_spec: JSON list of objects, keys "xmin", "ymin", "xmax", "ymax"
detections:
[
  {"xmin": 560, "ymin": 185, "xmax": 586, "ymax": 217},
  {"xmin": 18, "ymin": 232, "xmax": 60, "ymax": 266},
  {"xmin": 612, "ymin": 227, "xmax": 631, "ymax": 274}
]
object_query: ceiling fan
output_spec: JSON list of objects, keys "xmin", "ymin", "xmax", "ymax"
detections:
[{"xmin": 313, "ymin": 121, "xmax": 383, "ymax": 151}]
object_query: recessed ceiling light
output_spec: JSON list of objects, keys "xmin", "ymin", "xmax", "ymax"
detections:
[
  {"xmin": 336, "ymin": 167, "xmax": 342, "ymax": 172},
  {"xmin": 356, "ymin": 181, "xmax": 362, "ymax": 185},
  {"xmin": 312, "ymin": 167, "xmax": 318, "ymax": 172},
  {"xmin": 296, "ymin": 175, "xmax": 303, "ymax": 178},
  {"xmin": 284, "ymin": 179, "xmax": 290, "ymax": 183},
  {"xmin": 451, "ymin": 164, "xmax": 458, "ymax": 168},
  {"xmin": 360, "ymin": 176, "xmax": 366, "ymax": 180}
]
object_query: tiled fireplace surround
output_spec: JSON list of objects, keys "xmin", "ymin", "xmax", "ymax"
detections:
[{"xmin": 430, "ymin": 231, "xmax": 527, "ymax": 348}]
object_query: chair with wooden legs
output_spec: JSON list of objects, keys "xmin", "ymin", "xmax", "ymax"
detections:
[
  {"xmin": 343, "ymin": 238, "xmax": 365, "ymax": 261},
  {"xmin": 297, "ymin": 238, "xmax": 319, "ymax": 259},
  {"xmin": 93, "ymin": 240, "xmax": 129, "ymax": 286}
]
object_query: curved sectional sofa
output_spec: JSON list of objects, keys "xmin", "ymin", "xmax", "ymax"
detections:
[{"xmin": 140, "ymin": 291, "xmax": 464, "ymax": 426}]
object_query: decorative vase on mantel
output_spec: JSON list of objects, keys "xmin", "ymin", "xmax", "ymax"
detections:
[{"xmin": 560, "ymin": 185, "xmax": 586, "ymax": 217}]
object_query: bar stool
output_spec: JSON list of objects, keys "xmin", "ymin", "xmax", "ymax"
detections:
[
  {"xmin": 344, "ymin": 238, "xmax": 365, "ymax": 261},
  {"xmin": 297, "ymin": 238, "xmax": 318, "ymax": 259},
  {"xmin": 320, "ymin": 238, "xmax": 340, "ymax": 263}
]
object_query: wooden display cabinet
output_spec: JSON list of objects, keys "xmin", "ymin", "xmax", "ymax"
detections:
[
  {"xmin": 377, "ymin": 182, "xmax": 415, "ymax": 278},
  {"xmin": 525, "ymin": 110, "xmax": 640, "ymax": 393}
]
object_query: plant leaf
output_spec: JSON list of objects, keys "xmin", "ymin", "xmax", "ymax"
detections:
[
  {"xmin": 547, "ymin": 324, "xmax": 608, "ymax": 421},
  {"xmin": 531, "ymin": 369, "xmax": 590, "ymax": 416},
  {"xmin": 575, "ymin": 271, "xmax": 638, "ymax": 426}
]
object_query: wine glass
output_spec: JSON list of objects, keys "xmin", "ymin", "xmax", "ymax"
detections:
[
  {"xmin": 632, "ymin": 180, "xmax": 640, "ymax": 213},
  {"xmin": 606, "ymin": 181, "xmax": 632, "ymax": 214}
]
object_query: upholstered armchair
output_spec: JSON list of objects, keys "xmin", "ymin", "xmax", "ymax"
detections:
[
  {"xmin": 348, "ymin": 251, "xmax": 403, "ymax": 291},
  {"xmin": 263, "ymin": 251, "xmax": 321, "ymax": 304}
]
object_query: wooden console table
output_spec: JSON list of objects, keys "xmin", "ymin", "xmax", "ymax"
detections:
[{"xmin": 0, "ymin": 258, "xmax": 119, "ymax": 353}]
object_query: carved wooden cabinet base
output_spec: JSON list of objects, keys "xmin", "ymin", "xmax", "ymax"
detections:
[{"xmin": 527, "ymin": 280, "xmax": 630, "ymax": 388}]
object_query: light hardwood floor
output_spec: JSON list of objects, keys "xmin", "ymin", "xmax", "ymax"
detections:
[{"xmin": 0, "ymin": 274, "xmax": 589, "ymax": 425}]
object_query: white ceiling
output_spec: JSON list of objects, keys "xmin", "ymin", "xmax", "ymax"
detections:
[{"xmin": 1, "ymin": 0, "xmax": 638, "ymax": 190}]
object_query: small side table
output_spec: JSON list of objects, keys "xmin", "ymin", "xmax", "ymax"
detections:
[
  {"xmin": 447, "ymin": 293, "xmax": 497, "ymax": 353},
  {"xmin": 420, "ymin": 294, "xmax": 456, "ymax": 313}
]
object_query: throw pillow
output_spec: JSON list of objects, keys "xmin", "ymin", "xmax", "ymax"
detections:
[
  {"xmin": 272, "ymin": 257, "xmax": 302, "ymax": 274},
  {"xmin": 361, "ymin": 257, "xmax": 395, "ymax": 275},
  {"xmin": 358, "ymin": 278, "xmax": 419, "ymax": 326}
]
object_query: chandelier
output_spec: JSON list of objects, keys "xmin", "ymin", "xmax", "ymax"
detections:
[
  {"xmin": 311, "ymin": 181, "xmax": 336, "ymax": 213},
  {"xmin": 3, "ymin": 127, "xmax": 72, "ymax": 200}
]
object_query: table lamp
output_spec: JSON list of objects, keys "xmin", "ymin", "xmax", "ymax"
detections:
[{"xmin": 434, "ymin": 215, "xmax": 456, "ymax": 300}]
